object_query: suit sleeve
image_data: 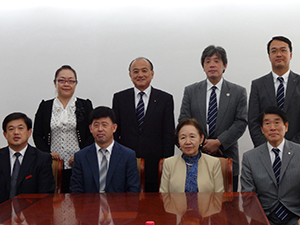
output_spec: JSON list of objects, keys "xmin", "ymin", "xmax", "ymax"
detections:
[
  {"xmin": 213, "ymin": 160, "xmax": 225, "ymax": 192},
  {"xmin": 70, "ymin": 153, "xmax": 84, "ymax": 193},
  {"xmin": 112, "ymin": 94, "xmax": 121, "ymax": 143},
  {"xmin": 162, "ymin": 94, "xmax": 175, "ymax": 158},
  {"xmin": 240, "ymin": 153, "xmax": 257, "ymax": 193},
  {"xmin": 82, "ymin": 99, "xmax": 94, "ymax": 147},
  {"xmin": 217, "ymin": 87, "xmax": 248, "ymax": 150},
  {"xmin": 248, "ymin": 81, "xmax": 267, "ymax": 147},
  {"xmin": 178, "ymin": 86, "xmax": 192, "ymax": 122},
  {"xmin": 37, "ymin": 153, "xmax": 55, "ymax": 193},
  {"xmin": 125, "ymin": 151, "xmax": 141, "ymax": 193},
  {"xmin": 33, "ymin": 100, "xmax": 50, "ymax": 152},
  {"xmin": 159, "ymin": 159, "xmax": 170, "ymax": 193}
]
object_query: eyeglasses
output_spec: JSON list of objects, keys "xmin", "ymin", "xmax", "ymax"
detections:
[
  {"xmin": 269, "ymin": 49, "xmax": 290, "ymax": 55},
  {"xmin": 55, "ymin": 79, "xmax": 77, "ymax": 84}
]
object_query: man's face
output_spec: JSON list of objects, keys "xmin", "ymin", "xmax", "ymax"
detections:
[
  {"xmin": 203, "ymin": 54, "xmax": 227, "ymax": 85},
  {"xmin": 89, "ymin": 117, "xmax": 117, "ymax": 148},
  {"xmin": 268, "ymin": 40, "xmax": 292, "ymax": 73},
  {"xmin": 129, "ymin": 59, "xmax": 154, "ymax": 91},
  {"xmin": 3, "ymin": 119, "xmax": 31, "ymax": 152},
  {"xmin": 260, "ymin": 114, "xmax": 288, "ymax": 147}
]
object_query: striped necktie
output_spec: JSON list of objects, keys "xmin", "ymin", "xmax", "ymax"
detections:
[
  {"xmin": 99, "ymin": 149, "xmax": 108, "ymax": 193},
  {"xmin": 277, "ymin": 77, "xmax": 284, "ymax": 110},
  {"xmin": 136, "ymin": 92, "xmax": 145, "ymax": 130},
  {"xmin": 207, "ymin": 86, "xmax": 218, "ymax": 138},
  {"xmin": 10, "ymin": 152, "xmax": 21, "ymax": 198},
  {"xmin": 272, "ymin": 148, "xmax": 288, "ymax": 221}
]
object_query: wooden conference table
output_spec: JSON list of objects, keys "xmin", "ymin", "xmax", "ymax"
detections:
[{"xmin": 0, "ymin": 192, "xmax": 270, "ymax": 225}]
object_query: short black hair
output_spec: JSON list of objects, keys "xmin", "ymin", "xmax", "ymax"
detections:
[
  {"xmin": 89, "ymin": 106, "xmax": 116, "ymax": 125},
  {"xmin": 201, "ymin": 45, "xmax": 228, "ymax": 69},
  {"xmin": 267, "ymin": 36, "xmax": 292, "ymax": 54},
  {"xmin": 175, "ymin": 118, "xmax": 205, "ymax": 148},
  {"xmin": 54, "ymin": 65, "xmax": 77, "ymax": 80},
  {"xmin": 258, "ymin": 106, "xmax": 288, "ymax": 126},
  {"xmin": 128, "ymin": 57, "xmax": 154, "ymax": 72},
  {"xmin": 2, "ymin": 112, "xmax": 32, "ymax": 132}
]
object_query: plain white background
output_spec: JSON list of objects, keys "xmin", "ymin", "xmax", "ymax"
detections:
[{"xmin": 1, "ymin": 1, "xmax": 300, "ymax": 187}]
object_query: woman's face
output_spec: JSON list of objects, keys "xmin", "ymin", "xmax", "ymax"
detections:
[
  {"xmin": 178, "ymin": 124, "xmax": 204, "ymax": 157},
  {"xmin": 54, "ymin": 69, "xmax": 77, "ymax": 99}
]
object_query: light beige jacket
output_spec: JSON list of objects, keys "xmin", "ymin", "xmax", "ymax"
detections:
[{"xmin": 159, "ymin": 153, "xmax": 224, "ymax": 192}]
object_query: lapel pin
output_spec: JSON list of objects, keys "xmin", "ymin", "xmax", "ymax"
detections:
[
  {"xmin": 154, "ymin": 100, "xmax": 156, "ymax": 103},
  {"xmin": 288, "ymin": 152, "xmax": 291, "ymax": 154},
  {"xmin": 226, "ymin": 93, "xmax": 230, "ymax": 96}
]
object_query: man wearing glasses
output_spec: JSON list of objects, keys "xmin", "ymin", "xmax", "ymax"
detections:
[{"xmin": 248, "ymin": 36, "xmax": 300, "ymax": 147}]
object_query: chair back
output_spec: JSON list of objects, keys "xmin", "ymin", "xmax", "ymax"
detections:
[
  {"xmin": 52, "ymin": 159, "xmax": 63, "ymax": 194},
  {"xmin": 217, "ymin": 157, "xmax": 233, "ymax": 192},
  {"xmin": 136, "ymin": 158, "xmax": 145, "ymax": 192}
]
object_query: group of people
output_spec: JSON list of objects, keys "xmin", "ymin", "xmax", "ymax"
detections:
[{"xmin": 0, "ymin": 35, "xmax": 300, "ymax": 224}]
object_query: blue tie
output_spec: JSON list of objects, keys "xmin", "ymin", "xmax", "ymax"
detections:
[
  {"xmin": 277, "ymin": 77, "xmax": 284, "ymax": 110},
  {"xmin": 10, "ymin": 152, "xmax": 21, "ymax": 198},
  {"xmin": 136, "ymin": 92, "xmax": 145, "ymax": 130},
  {"xmin": 272, "ymin": 148, "xmax": 288, "ymax": 221},
  {"xmin": 207, "ymin": 86, "xmax": 218, "ymax": 138}
]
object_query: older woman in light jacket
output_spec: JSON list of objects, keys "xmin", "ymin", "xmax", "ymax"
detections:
[{"xmin": 160, "ymin": 118, "xmax": 224, "ymax": 192}]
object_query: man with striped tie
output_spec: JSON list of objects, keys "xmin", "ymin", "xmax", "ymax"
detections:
[
  {"xmin": 241, "ymin": 106, "xmax": 300, "ymax": 225},
  {"xmin": 249, "ymin": 36, "xmax": 300, "ymax": 148},
  {"xmin": 179, "ymin": 45, "xmax": 247, "ymax": 191},
  {"xmin": 113, "ymin": 57, "xmax": 175, "ymax": 192}
]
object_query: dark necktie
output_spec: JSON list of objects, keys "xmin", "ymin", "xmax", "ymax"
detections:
[
  {"xmin": 207, "ymin": 86, "xmax": 218, "ymax": 138},
  {"xmin": 272, "ymin": 148, "xmax": 288, "ymax": 220},
  {"xmin": 99, "ymin": 149, "xmax": 108, "ymax": 193},
  {"xmin": 277, "ymin": 77, "xmax": 284, "ymax": 110},
  {"xmin": 136, "ymin": 92, "xmax": 145, "ymax": 130},
  {"xmin": 10, "ymin": 152, "xmax": 21, "ymax": 198}
]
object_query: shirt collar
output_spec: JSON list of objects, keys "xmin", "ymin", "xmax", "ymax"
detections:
[
  {"xmin": 95, "ymin": 140, "xmax": 114, "ymax": 155},
  {"xmin": 272, "ymin": 70, "xmax": 290, "ymax": 83},
  {"xmin": 134, "ymin": 85, "xmax": 151, "ymax": 98},
  {"xmin": 267, "ymin": 138, "xmax": 285, "ymax": 153},
  {"xmin": 9, "ymin": 144, "xmax": 28, "ymax": 158},
  {"xmin": 206, "ymin": 78, "xmax": 223, "ymax": 91}
]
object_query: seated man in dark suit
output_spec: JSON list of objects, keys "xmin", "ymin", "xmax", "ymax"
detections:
[
  {"xmin": 70, "ymin": 106, "xmax": 140, "ymax": 193},
  {"xmin": 241, "ymin": 107, "xmax": 300, "ymax": 225},
  {"xmin": 0, "ymin": 112, "xmax": 55, "ymax": 204}
]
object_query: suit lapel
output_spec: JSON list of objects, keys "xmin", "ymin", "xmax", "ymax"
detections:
[
  {"xmin": 0, "ymin": 147, "xmax": 11, "ymax": 192},
  {"xmin": 86, "ymin": 145, "xmax": 100, "ymax": 191},
  {"xmin": 17, "ymin": 145, "xmax": 35, "ymax": 187},
  {"xmin": 216, "ymin": 80, "xmax": 230, "ymax": 134},
  {"xmin": 263, "ymin": 73, "xmax": 277, "ymax": 105},
  {"xmin": 284, "ymin": 71, "xmax": 299, "ymax": 112},
  {"xmin": 106, "ymin": 142, "xmax": 122, "ymax": 189},
  {"xmin": 280, "ymin": 141, "xmax": 293, "ymax": 182},
  {"xmin": 143, "ymin": 87, "xmax": 158, "ymax": 130},
  {"xmin": 127, "ymin": 88, "xmax": 139, "ymax": 128},
  {"xmin": 258, "ymin": 144, "xmax": 277, "ymax": 185},
  {"xmin": 196, "ymin": 81, "xmax": 208, "ymax": 134}
]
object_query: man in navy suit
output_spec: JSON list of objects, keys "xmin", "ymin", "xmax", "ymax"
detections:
[
  {"xmin": 70, "ymin": 106, "xmax": 140, "ymax": 193},
  {"xmin": 113, "ymin": 57, "xmax": 175, "ymax": 192},
  {"xmin": 0, "ymin": 112, "xmax": 55, "ymax": 204}
]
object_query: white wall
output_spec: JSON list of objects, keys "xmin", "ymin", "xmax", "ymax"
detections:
[{"xmin": 1, "ymin": 2, "xmax": 300, "ymax": 181}]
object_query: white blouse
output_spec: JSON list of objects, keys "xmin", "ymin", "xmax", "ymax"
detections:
[{"xmin": 50, "ymin": 97, "xmax": 80, "ymax": 169}]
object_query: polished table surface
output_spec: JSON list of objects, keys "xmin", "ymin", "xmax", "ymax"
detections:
[{"xmin": 0, "ymin": 192, "xmax": 270, "ymax": 225}]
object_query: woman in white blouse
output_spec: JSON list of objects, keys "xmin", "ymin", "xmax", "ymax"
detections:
[{"xmin": 33, "ymin": 65, "xmax": 93, "ymax": 193}]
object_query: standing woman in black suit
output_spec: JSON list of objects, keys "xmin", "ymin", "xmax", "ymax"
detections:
[{"xmin": 33, "ymin": 65, "xmax": 93, "ymax": 193}]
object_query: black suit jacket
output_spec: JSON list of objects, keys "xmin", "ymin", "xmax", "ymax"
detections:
[
  {"xmin": 0, "ymin": 145, "xmax": 55, "ymax": 204},
  {"xmin": 113, "ymin": 87, "xmax": 174, "ymax": 160},
  {"xmin": 33, "ymin": 98, "xmax": 94, "ymax": 152},
  {"xmin": 248, "ymin": 71, "xmax": 300, "ymax": 147},
  {"xmin": 112, "ymin": 87, "xmax": 175, "ymax": 189}
]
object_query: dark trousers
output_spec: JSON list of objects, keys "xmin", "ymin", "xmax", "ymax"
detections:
[
  {"xmin": 62, "ymin": 169, "xmax": 72, "ymax": 193},
  {"xmin": 233, "ymin": 175, "xmax": 238, "ymax": 192}
]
